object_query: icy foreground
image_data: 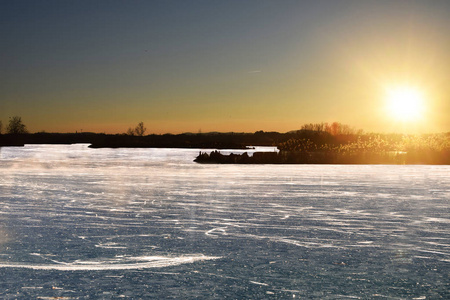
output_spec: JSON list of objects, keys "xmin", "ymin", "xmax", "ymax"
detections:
[{"xmin": 0, "ymin": 144, "xmax": 449, "ymax": 298}]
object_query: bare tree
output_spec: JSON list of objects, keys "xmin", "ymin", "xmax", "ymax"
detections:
[
  {"xmin": 301, "ymin": 122, "xmax": 327, "ymax": 132},
  {"xmin": 134, "ymin": 122, "xmax": 146, "ymax": 136},
  {"xmin": 126, "ymin": 127, "xmax": 135, "ymax": 136},
  {"xmin": 0, "ymin": 120, "xmax": 2, "ymax": 134},
  {"xmin": 7, "ymin": 116, "xmax": 28, "ymax": 134},
  {"xmin": 126, "ymin": 122, "xmax": 147, "ymax": 136}
]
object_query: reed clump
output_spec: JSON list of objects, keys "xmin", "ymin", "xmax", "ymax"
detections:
[{"xmin": 277, "ymin": 132, "xmax": 450, "ymax": 164}]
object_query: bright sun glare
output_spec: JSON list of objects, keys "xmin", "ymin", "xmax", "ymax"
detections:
[{"xmin": 385, "ymin": 86, "xmax": 425, "ymax": 122}]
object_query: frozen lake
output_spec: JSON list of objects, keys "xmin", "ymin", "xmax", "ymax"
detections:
[{"xmin": 0, "ymin": 144, "xmax": 449, "ymax": 299}]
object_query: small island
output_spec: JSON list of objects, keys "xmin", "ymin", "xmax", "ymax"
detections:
[{"xmin": 194, "ymin": 149, "xmax": 450, "ymax": 164}]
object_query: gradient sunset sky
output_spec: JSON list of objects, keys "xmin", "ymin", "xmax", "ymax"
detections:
[{"xmin": 1, "ymin": 0, "xmax": 449, "ymax": 134}]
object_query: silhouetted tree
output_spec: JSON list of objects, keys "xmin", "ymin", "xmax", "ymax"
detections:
[
  {"xmin": 126, "ymin": 127, "xmax": 135, "ymax": 136},
  {"xmin": 321, "ymin": 122, "xmax": 356, "ymax": 136},
  {"xmin": 134, "ymin": 122, "xmax": 146, "ymax": 136},
  {"xmin": 0, "ymin": 120, "xmax": 2, "ymax": 134},
  {"xmin": 126, "ymin": 122, "xmax": 147, "ymax": 136},
  {"xmin": 301, "ymin": 122, "xmax": 327, "ymax": 132},
  {"xmin": 7, "ymin": 116, "xmax": 28, "ymax": 134},
  {"xmin": 329, "ymin": 122, "xmax": 340, "ymax": 136}
]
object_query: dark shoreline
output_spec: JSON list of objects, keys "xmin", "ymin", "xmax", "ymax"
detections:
[
  {"xmin": 0, "ymin": 130, "xmax": 302, "ymax": 149},
  {"xmin": 194, "ymin": 150, "xmax": 450, "ymax": 165},
  {"xmin": 0, "ymin": 132, "xmax": 264, "ymax": 149},
  {"xmin": 2, "ymin": 131, "xmax": 449, "ymax": 165}
]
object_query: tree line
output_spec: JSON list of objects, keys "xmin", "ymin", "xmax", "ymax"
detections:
[
  {"xmin": 0, "ymin": 119, "xmax": 362, "ymax": 137},
  {"xmin": 0, "ymin": 117, "xmax": 148, "ymax": 136}
]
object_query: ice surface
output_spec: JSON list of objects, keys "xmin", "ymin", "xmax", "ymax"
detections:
[{"xmin": 0, "ymin": 144, "xmax": 449, "ymax": 299}]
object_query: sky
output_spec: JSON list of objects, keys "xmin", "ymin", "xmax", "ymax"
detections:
[{"xmin": 1, "ymin": 0, "xmax": 449, "ymax": 134}]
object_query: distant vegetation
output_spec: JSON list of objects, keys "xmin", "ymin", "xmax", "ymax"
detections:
[
  {"xmin": 1, "ymin": 118, "xmax": 449, "ymax": 164},
  {"xmin": 278, "ymin": 122, "xmax": 450, "ymax": 153},
  {"xmin": 1, "ymin": 116, "xmax": 29, "ymax": 134},
  {"xmin": 126, "ymin": 122, "xmax": 147, "ymax": 136},
  {"xmin": 196, "ymin": 122, "xmax": 450, "ymax": 165},
  {"xmin": 298, "ymin": 122, "xmax": 362, "ymax": 136},
  {"xmin": 274, "ymin": 132, "xmax": 450, "ymax": 164}
]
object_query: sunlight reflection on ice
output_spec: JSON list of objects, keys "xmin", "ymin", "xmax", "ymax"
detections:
[{"xmin": 0, "ymin": 255, "xmax": 220, "ymax": 271}]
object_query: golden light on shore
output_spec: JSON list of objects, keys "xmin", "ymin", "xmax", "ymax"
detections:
[{"xmin": 385, "ymin": 86, "xmax": 426, "ymax": 122}]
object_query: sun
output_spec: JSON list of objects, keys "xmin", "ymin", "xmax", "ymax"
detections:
[{"xmin": 385, "ymin": 86, "xmax": 425, "ymax": 122}]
